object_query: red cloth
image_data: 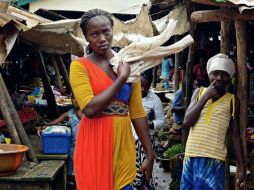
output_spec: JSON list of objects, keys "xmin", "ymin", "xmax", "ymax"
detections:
[
  {"xmin": 193, "ymin": 64, "xmax": 206, "ymax": 81},
  {"xmin": 0, "ymin": 107, "xmax": 38, "ymax": 128}
]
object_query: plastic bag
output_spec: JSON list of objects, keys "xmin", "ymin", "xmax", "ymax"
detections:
[{"xmin": 42, "ymin": 125, "xmax": 71, "ymax": 135}]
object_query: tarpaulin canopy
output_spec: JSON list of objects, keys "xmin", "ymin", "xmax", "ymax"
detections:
[{"xmin": 0, "ymin": 3, "xmax": 191, "ymax": 64}]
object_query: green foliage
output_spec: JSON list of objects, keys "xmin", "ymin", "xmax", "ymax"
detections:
[{"xmin": 165, "ymin": 144, "xmax": 184, "ymax": 159}]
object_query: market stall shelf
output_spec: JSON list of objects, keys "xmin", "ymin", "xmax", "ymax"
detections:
[{"xmin": 0, "ymin": 160, "xmax": 66, "ymax": 190}]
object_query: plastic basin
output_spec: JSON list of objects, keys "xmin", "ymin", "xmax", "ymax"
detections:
[{"xmin": 0, "ymin": 144, "xmax": 28, "ymax": 176}]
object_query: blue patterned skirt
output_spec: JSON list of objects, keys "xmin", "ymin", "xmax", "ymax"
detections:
[{"xmin": 180, "ymin": 157, "xmax": 225, "ymax": 190}]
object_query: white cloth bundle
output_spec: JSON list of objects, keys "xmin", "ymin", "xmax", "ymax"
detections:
[
  {"xmin": 207, "ymin": 53, "xmax": 235, "ymax": 78},
  {"xmin": 110, "ymin": 19, "xmax": 194, "ymax": 82}
]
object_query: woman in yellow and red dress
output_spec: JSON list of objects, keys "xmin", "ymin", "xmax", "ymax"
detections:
[{"xmin": 70, "ymin": 9, "xmax": 154, "ymax": 190}]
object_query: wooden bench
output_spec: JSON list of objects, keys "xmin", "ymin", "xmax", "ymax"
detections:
[{"xmin": 0, "ymin": 160, "xmax": 66, "ymax": 190}]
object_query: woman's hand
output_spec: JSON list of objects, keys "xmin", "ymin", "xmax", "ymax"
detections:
[
  {"xmin": 140, "ymin": 157, "xmax": 154, "ymax": 182},
  {"xmin": 37, "ymin": 126, "xmax": 47, "ymax": 137},
  {"xmin": 117, "ymin": 62, "xmax": 130, "ymax": 81},
  {"xmin": 203, "ymin": 80, "xmax": 218, "ymax": 100}
]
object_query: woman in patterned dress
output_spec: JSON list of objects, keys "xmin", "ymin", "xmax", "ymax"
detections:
[{"xmin": 69, "ymin": 9, "xmax": 154, "ymax": 190}]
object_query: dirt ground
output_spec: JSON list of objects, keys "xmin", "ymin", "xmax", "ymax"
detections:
[{"xmin": 153, "ymin": 160, "xmax": 172, "ymax": 190}]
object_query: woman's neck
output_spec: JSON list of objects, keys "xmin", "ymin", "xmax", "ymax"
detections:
[{"xmin": 92, "ymin": 50, "xmax": 113, "ymax": 62}]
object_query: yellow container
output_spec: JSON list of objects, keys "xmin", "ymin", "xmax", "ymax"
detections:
[{"xmin": 27, "ymin": 95, "xmax": 35, "ymax": 103}]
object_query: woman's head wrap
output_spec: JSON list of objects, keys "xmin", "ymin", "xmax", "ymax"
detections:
[{"xmin": 206, "ymin": 53, "xmax": 235, "ymax": 78}]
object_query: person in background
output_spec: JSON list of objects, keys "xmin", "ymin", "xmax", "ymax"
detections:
[
  {"xmin": 181, "ymin": 53, "xmax": 246, "ymax": 190},
  {"xmin": 171, "ymin": 88, "xmax": 185, "ymax": 129},
  {"xmin": 37, "ymin": 95, "xmax": 82, "ymax": 189},
  {"xmin": 160, "ymin": 57, "xmax": 174, "ymax": 89},
  {"xmin": 193, "ymin": 54, "xmax": 208, "ymax": 86},
  {"xmin": 141, "ymin": 69, "xmax": 165, "ymax": 139},
  {"xmin": 133, "ymin": 70, "xmax": 165, "ymax": 189},
  {"xmin": 69, "ymin": 9, "xmax": 154, "ymax": 190}
]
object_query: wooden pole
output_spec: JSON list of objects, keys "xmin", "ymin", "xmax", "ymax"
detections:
[
  {"xmin": 182, "ymin": 0, "xmax": 197, "ymax": 146},
  {"xmin": 220, "ymin": 19, "xmax": 231, "ymax": 190},
  {"xmin": 0, "ymin": 87, "xmax": 21, "ymax": 144},
  {"xmin": 174, "ymin": 36, "xmax": 180, "ymax": 92},
  {"xmin": 0, "ymin": 74, "xmax": 38, "ymax": 162},
  {"xmin": 51, "ymin": 55, "xmax": 63, "ymax": 93},
  {"xmin": 191, "ymin": 9, "xmax": 254, "ymax": 23},
  {"xmin": 38, "ymin": 50, "xmax": 60, "ymax": 119},
  {"xmin": 220, "ymin": 21, "xmax": 231, "ymax": 55},
  {"xmin": 54, "ymin": 55, "xmax": 72, "ymax": 94},
  {"xmin": 152, "ymin": 66, "xmax": 158, "ymax": 89},
  {"xmin": 235, "ymin": 19, "xmax": 247, "ymax": 190},
  {"xmin": 191, "ymin": 0, "xmax": 237, "ymax": 7}
]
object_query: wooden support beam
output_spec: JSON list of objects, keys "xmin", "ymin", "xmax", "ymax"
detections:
[
  {"xmin": 191, "ymin": 9, "xmax": 254, "ymax": 23},
  {"xmin": 191, "ymin": 0, "xmax": 237, "ymax": 7},
  {"xmin": 152, "ymin": 66, "xmax": 158, "ymax": 89},
  {"xmin": 0, "ymin": 78, "xmax": 21, "ymax": 145},
  {"xmin": 38, "ymin": 50, "xmax": 60, "ymax": 119},
  {"xmin": 220, "ymin": 21, "xmax": 231, "ymax": 55},
  {"xmin": 51, "ymin": 55, "xmax": 63, "ymax": 93},
  {"xmin": 54, "ymin": 55, "xmax": 72, "ymax": 94},
  {"xmin": 38, "ymin": 9, "xmax": 67, "ymax": 21},
  {"xmin": 221, "ymin": 19, "xmax": 231, "ymax": 190},
  {"xmin": 0, "ymin": 74, "xmax": 38, "ymax": 163},
  {"xmin": 156, "ymin": 0, "xmax": 179, "ymax": 9},
  {"xmin": 174, "ymin": 36, "xmax": 180, "ymax": 92},
  {"xmin": 183, "ymin": 0, "xmax": 196, "ymax": 146},
  {"xmin": 235, "ymin": 19, "xmax": 247, "ymax": 190}
]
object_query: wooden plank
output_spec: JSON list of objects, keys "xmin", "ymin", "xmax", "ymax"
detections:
[
  {"xmin": 0, "ymin": 74, "xmax": 38, "ymax": 163},
  {"xmin": 0, "ymin": 182, "xmax": 50, "ymax": 190},
  {"xmin": 0, "ymin": 160, "xmax": 64, "ymax": 182},
  {"xmin": 192, "ymin": 0, "xmax": 237, "ymax": 7},
  {"xmin": 22, "ymin": 160, "xmax": 64, "ymax": 182},
  {"xmin": 38, "ymin": 50, "xmax": 60, "ymax": 119},
  {"xmin": 0, "ymin": 162, "xmax": 38, "ymax": 181},
  {"xmin": 235, "ymin": 19, "xmax": 247, "ymax": 190},
  {"xmin": 191, "ymin": 9, "xmax": 254, "ymax": 23}
]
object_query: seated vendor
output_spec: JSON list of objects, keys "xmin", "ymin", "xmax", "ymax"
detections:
[{"xmin": 171, "ymin": 88, "xmax": 185, "ymax": 129}]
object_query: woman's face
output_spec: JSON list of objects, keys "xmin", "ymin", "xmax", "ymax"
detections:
[
  {"xmin": 141, "ymin": 79, "xmax": 151, "ymax": 98},
  {"xmin": 209, "ymin": 70, "xmax": 230, "ymax": 94},
  {"xmin": 85, "ymin": 16, "xmax": 113, "ymax": 55}
]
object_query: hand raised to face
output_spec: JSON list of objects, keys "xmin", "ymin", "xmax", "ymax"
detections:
[{"xmin": 203, "ymin": 79, "xmax": 219, "ymax": 100}]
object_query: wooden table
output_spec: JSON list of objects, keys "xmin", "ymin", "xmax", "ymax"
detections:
[
  {"xmin": 0, "ymin": 134, "xmax": 69, "ymax": 190},
  {"xmin": 0, "ymin": 160, "xmax": 66, "ymax": 190}
]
